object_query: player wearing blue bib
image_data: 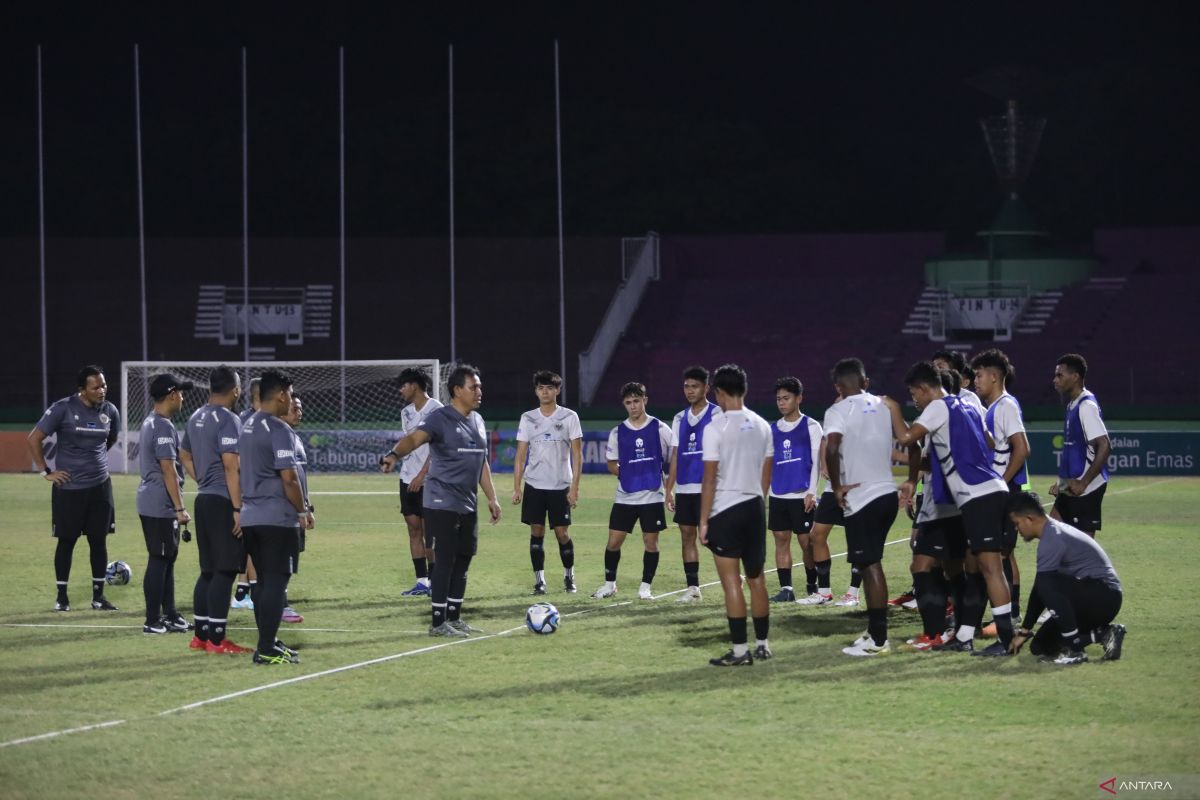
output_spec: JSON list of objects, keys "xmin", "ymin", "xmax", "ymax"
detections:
[
  {"xmin": 593, "ymin": 382, "xmax": 672, "ymax": 600},
  {"xmin": 767, "ymin": 377, "xmax": 824, "ymax": 604},
  {"xmin": 1049, "ymin": 354, "xmax": 1111, "ymax": 536},
  {"xmin": 664, "ymin": 366, "xmax": 721, "ymax": 603}
]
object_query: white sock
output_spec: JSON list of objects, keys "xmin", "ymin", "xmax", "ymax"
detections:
[
  {"xmin": 846, "ymin": 586, "xmax": 859, "ymax": 598},
  {"xmin": 564, "ymin": 566, "xmax": 574, "ymax": 578},
  {"xmin": 781, "ymin": 585, "xmax": 793, "ymax": 591},
  {"xmin": 418, "ymin": 576, "xmax": 431, "ymax": 587},
  {"xmin": 535, "ymin": 570, "xmax": 545, "ymax": 584},
  {"xmin": 732, "ymin": 643, "xmax": 749, "ymax": 657},
  {"xmin": 756, "ymin": 638, "xmax": 768, "ymax": 649},
  {"xmin": 957, "ymin": 625, "xmax": 975, "ymax": 643}
]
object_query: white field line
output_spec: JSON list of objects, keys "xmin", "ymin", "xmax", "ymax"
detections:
[
  {"xmin": 0, "ymin": 624, "xmax": 426, "ymax": 634},
  {"xmin": 0, "ymin": 477, "xmax": 1181, "ymax": 750}
]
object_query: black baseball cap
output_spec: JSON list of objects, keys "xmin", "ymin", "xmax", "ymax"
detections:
[{"xmin": 150, "ymin": 373, "xmax": 196, "ymax": 400}]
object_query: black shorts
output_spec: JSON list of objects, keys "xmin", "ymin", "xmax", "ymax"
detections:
[
  {"xmin": 1052, "ymin": 482, "xmax": 1106, "ymax": 533},
  {"xmin": 814, "ymin": 491, "xmax": 844, "ymax": 527},
  {"xmin": 425, "ymin": 508, "xmax": 479, "ymax": 557},
  {"xmin": 705, "ymin": 497, "xmax": 767, "ymax": 574},
  {"xmin": 913, "ymin": 516, "xmax": 967, "ymax": 560},
  {"xmin": 672, "ymin": 492, "xmax": 702, "ymax": 527},
  {"xmin": 768, "ymin": 496, "xmax": 815, "ymax": 535},
  {"xmin": 400, "ymin": 481, "xmax": 424, "ymax": 519},
  {"xmin": 521, "ymin": 485, "xmax": 572, "ymax": 528},
  {"xmin": 194, "ymin": 493, "xmax": 246, "ymax": 573},
  {"xmin": 960, "ymin": 491, "xmax": 1009, "ymax": 554},
  {"xmin": 51, "ymin": 479, "xmax": 115, "ymax": 539},
  {"xmin": 609, "ymin": 502, "xmax": 667, "ymax": 534},
  {"xmin": 1000, "ymin": 479, "xmax": 1024, "ymax": 551},
  {"xmin": 844, "ymin": 493, "xmax": 899, "ymax": 565},
  {"xmin": 242, "ymin": 525, "xmax": 300, "ymax": 575},
  {"xmin": 140, "ymin": 515, "xmax": 181, "ymax": 559}
]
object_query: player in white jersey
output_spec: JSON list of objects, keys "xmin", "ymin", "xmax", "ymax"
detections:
[
  {"xmin": 664, "ymin": 366, "xmax": 722, "ymax": 603},
  {"xmin": 824, "ymin": 359, "xmax": 904, "ymax": 657},
  {"xmin": 513, "ymin": 370, "xmax": 583, "ymax": 595},
  {"xmin": 593, "ymin": 382, "xmax": 673, "ymax": 600},
  {"xmin": 767, "ymin": 377, "xmax": 825, "ymax": 604},
  {"xmin": 381, "ymin": 367, "xmax": 444, "ymax": 596},
  {"xmin": 699, "ymin": 365, "xmax": 774, "ymax": 666},
  {"xmin": 972, "ymin": 348, "xmax": 1030, "ymax": 630}
]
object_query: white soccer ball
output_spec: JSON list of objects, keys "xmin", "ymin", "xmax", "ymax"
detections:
[
  {"xmin": 525, "ymin": 602, "xmax": 560, "ymax": 635},
  {"xmin": 105, "ymin": 560, "xmax": 133, "ymax": 586}
]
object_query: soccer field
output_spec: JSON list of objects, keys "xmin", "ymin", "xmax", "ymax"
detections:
[{"xmin": 1, "ymin": 473, "xmax": 1197, "ymax": 799}]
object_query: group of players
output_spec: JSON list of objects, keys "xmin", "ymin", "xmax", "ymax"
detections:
[{"xmin": 29, "ymin": 348, "xmax": 1127, "ymax": 667}]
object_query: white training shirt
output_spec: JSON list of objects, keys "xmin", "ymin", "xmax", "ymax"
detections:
[
  {"xmin": 917, "ymin": 435, "xmax": 962, "ymax": 522},
  {"xmin": 670, "ymin": 403, "xmax": 723, "ymax": 494},
  {"xmin": 516, "ymin": 405, "xmax": 583, "ymax": 491},
  {"xmin": 606, "ymin": 416, "xmax": 673, "ymax": 505},
  {"xmin": 702, "ymin": 408, "xmax": 773, "ymax": 517},
  {"xmin": 986, "ymin": 391, "xmax": 1027, "ymax": 484},
  {"xmin": 822, "ymin": 392, "xmax": 897, "ymax": 516},
  {"xmin": 1063, "ymin": 391, "xmax": 1109, "ymax": 496},
  {"xmin": 959, "ymin": 387, "xmax": 986, "ymax": 416},
  {"xmin": 914, "ymin": 394, "xmax": 1008, "ymax": 506},
  {"xmin": 769, "ymin": 414, "xmax": 823, "ymax": 500},
  {"xmin": 399, "ymin": 397, "xmax": 444, "ymax": 482}
]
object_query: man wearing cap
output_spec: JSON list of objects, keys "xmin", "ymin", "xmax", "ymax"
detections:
[
  {"xmin": 137, "ymin": 373, "xmax": 196, "ymax": 634},
  {"xmin": 28, "ymin": 365, "xmax": 122, "ymax": 612}
]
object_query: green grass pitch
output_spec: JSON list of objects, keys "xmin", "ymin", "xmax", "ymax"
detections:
[{"xmin": 0, "ymin": 473, "xmax": 1197, "ymax": 799}]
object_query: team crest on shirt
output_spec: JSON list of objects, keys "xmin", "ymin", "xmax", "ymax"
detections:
[
  {"xmin": 782, "ymin": 438, "xmax": 793, "ymax": 459},
  {"xmin": 99, "ymin": 413, "xmax": 110, "ymax": 425},
  {"xmin": 554, "ymin": 423, "xmax": 563, "ymax": 430}
]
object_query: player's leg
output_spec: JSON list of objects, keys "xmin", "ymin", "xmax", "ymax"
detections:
[
  {"xmin": 160, "ymin": 549, "xmax": 190, "ymax": 632},
  {"xmin": 522, "ymin": 487, "xmax": 549, "ymax": 594},
  {"xmin": 809, "ymin": 521, "xmax": 835, "ymax": 604},
  {"xmin": 52, "ymin": 530, "xmax": 79, "ymax": 611},
  {"xmin": 709, "ymin": 553, "xmax": 750, "ymax": 665},
  {"xmin": 770, "ymin": 529, "xmax": 794, "ymax": 601},
  {"xmin": 426, "ymin": 510, "xmax": 461, "ymax": 634},
  {"xmin": 767, "ymin": 497, "xmax": 794, "ymax": 600},
  {"xmin": 594, "ymin": 504, "xmax": 635, "ymax": 597},
  {"xmin": 201, "ymin": 496, "xmax": 249, "ymax": 653},
  {"xmin": 639, "ymin": 529, "xmax": 661, "ymax": 599},
  {"xmin": 909, "ymin": 551, "xmax": 945, "ymax": 646},
  {"xmin": 963, "ymin": 493, "xmax": 1015, "ymax": 656},
  {"xmin": 798, "ymin": 532, "xmax": 817, "ymax": 596},
  {"xmin": 445, "ymin": 513, "xmax": 481, "ymax": 634},
  {"xmin": 745, "ymin": 500, "xmax": 771, "ymax": 658},
  {"xmin": 841, "ymin": 495, "xmax": 898, "ymax": 656},
  {"xmin": 83, "ymin": 484, "xmax": 116, "ymax": 609},
  {"xmin": 548, "ymin": 487, "xmax": 577, "ymax": 593},
  {"xmin": 141, "ymin": 516, "xmax": 171, "ymax": 633},
  {"xmin": 400, "ymin": 481, "xmax": 431, "ymax": 596},
  {"xmin": 249, "ymin": 527, "xmax": 298, "ymax": 662}
]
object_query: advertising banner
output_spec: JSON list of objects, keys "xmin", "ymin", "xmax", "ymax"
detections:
[{"xmin": 1025, "ymin": 430, "xmax": 1198, "ymax": 477}]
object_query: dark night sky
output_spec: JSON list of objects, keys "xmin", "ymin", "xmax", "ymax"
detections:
[{"xmin": 3, "ymin": 3, "xmax": 1198, "ymax": 242}]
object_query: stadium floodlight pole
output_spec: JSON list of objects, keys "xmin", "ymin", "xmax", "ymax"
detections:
[
  {"xmin": 448, "ymin": 43, "xmax": 457, "ymax": 363},
  {"xmin": 339, "ymin": 46, "xmax": 347, "ymax": 423},
  {"xmin": 241, "ymin": 47, "xmax": 250, "ymax": 369},
  {"xmin": 134, "ymin": 44, "xmax": 148, "ymax": 362},
  {"xmin": 36, "ymin": 45, "xmax": 48, "ymax": 414},
  {"xmin": 554, "ymin": 40, "xmax": 567, "ymax": 404}
]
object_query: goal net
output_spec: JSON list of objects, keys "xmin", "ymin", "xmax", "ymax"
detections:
[{"xmin": 119, "ymin": 359, "xmax": 445, "ymax": 473}]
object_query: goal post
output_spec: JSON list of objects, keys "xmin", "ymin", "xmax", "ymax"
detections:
[{"xmin": 119, "ymin": 359, "xmax": 444, "ymax": 473}]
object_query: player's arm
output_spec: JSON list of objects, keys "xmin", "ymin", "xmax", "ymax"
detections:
[
  {"xmin": 607, "ymin": 459, "xmax": 619, "ymax": 477},
  {"xmin": 761, "ymin": 456, "xmax": 773, "ymax": 500},
  {"xmin": 698, "ymin": 460, "xmax": 718, "ymax": 544},
  {"xmin": 479, "ymin": 461, "xmax": 502, "ymax": 524},
  {"xmin": 1003, "ymin": 431, "xmax": 1030, "ymax": 485},
  {"xmin": 568, "ymin": 436, "xmax": 582, "ymax": 508},
  {"xmin": 381, "ymin": 429, "xmax": 432, "ymax": 473},
  {"xmin": 27, "ymin": 426, "xmax": 70, "ymax": 484},
  {"xmin": 512, "ymin": 440, "xmax": 529, "ymax": 504},
  {"xmin": 179, "ymin": 447, "xmax": 198, "ymax": 482},
  {"xmin": 824, "ymin": 433, "xmax": 859, "ymax": 508},
  {"xmin": 1071, "ymin": 434, "xmax": 1111, "ymax": 495},
  {"xmin": 280, "ymin": 468, "xmax": 305, "ymax": 514},
  {"xmin": 161, "ymin": 458, "xmax": 191, "ymax": 525},
  {"xmin": 663, "ymin": 446, "xmax": 678, "ymax": 511},
  {"xmin": 105, "ymin": 405, "xmax": 119, "ymax": 450},
  {"xmin": 222, "ymin": 452, "xmax": 243, "ymax": 535}
]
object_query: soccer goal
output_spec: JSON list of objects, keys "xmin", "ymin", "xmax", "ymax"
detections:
[{"xmin": 118, "ymin": 359, "xmax": 444, "ymax": 473}]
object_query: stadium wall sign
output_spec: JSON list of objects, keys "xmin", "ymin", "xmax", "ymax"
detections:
[
  {"xmin": 1025, "ymin": 431, "xmax": 1198, "ymax": 476},
  {"xmin": 35, "ymin": 430, "xmax": 1197, "ymax": 477}
]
